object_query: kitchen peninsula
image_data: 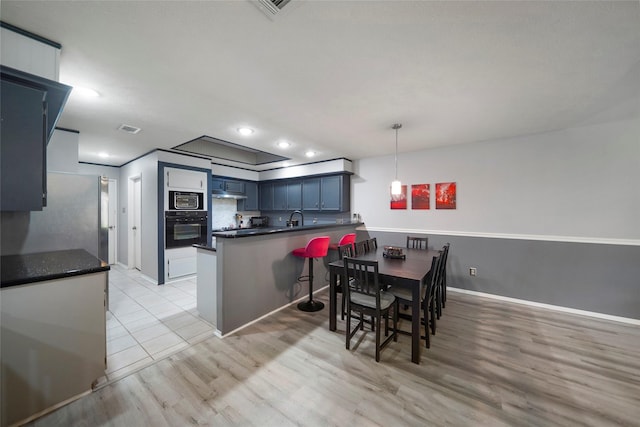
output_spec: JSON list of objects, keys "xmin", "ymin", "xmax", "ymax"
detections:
[{"xmin": 196, "ymin": 222, "xmax": 362, "ymax": 335}]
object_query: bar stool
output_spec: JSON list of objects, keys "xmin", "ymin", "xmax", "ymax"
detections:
[
  {"xmin": 293, "ymin": 236, "xmax": 330, "ymax": 312},
  {"xmin": 328, "ymin": 233, "xmax": 356, "ymax": 252}
]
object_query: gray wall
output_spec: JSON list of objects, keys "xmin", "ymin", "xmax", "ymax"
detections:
[
  {"xmin": 367, "ymin": 230, "xmax": 640, "ymax": 319},
  {"xmin": 353, "ymin": 117, "xmax": 640, "ymax": 319}
]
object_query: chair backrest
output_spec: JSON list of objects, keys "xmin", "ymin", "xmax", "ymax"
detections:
[
  {"xmin": 305, "ymin": 236, "xmax": 330, "ymax": 258},
  {"xmin": 439, "ymin": 243, "xmax": 450, "ymax": 282},
  {"xmin": 343, "ymin": 257, "xmax": 382, "ymax": 306},
  {"xmin": 424, "ymin": 252, "xmax": 442, "ymax": 301},
  {"xmin": 337, "ymin": 243, "xmax": 354, "ymax": 260},
  {"xmin": 338, "ymin": 233, "xmax": 356, "ymax": 246},
  {"xmin": 407, "ymin": 236, "xmax": 428, "ymax": 250},
  {"xmin": 354, "ymin": 240, "xmax": 368, "ymax": 257},
  {"xmin": 367, "ymin": 237, "xmax": 378, "ymax": 251}
]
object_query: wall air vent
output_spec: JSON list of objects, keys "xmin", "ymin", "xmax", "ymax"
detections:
[
  {"xmin": 118, "ymin": 124, "xmax": 141, "ymax": 134},
  {"xmin": 254, "ymin": 0, "xmax": 292, "ymax": 18}
]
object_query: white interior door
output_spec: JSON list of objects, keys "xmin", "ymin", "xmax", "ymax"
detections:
[
  {"xmin": 129, "ymin": 176, "xmax": 142, "ymax": 270},
  {"xmin": 107, "ymin": 179, "xmax": 118, "ymax": 264}
]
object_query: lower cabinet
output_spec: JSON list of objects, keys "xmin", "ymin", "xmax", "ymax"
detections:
[
  {"xmin": 165, "ymin": 246, "xmax": 197, "ymax": 280},
  {"xmin": 0, "ymin": 272, "xmax": 107, "ymax": 426}
]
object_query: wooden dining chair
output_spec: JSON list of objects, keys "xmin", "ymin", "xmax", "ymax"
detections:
[
  {"xmin": 366, "ymin": 237, "xmax": 378, "ymax": 251},
  {"xmin": 387, "ymin": 252, "xmax": 442, "ymax": 348},
  {"xmin": 343, "ymin": 257, "xmax": 398, "ymax": 362},
  {"xmin": 337, "ymin": 243, "xmax": 355, "ymax": 319},
  {"xmin": 406, "ymin": 236, "xmax": 428, "ymax": 250},
  {"xmin": 354, "ymin": 240, "xmax": 368, "ymax": 256},
  {"xmin": 436, "ymin": 243, "xmax": 450, "ymax": 318}
]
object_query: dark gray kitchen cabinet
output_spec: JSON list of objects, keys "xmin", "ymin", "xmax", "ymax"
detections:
[
  {"xmin": 302, "ymin": 178, "xmax": 321, "ymax": 210},
  {"xmin": 238, "ymin": 181, "xmax": 258, "ymax": 211},
  {"xmin": 259, "ymin": 183, "xmax": 274, "ymax": 211},
  {"xmin": 1, "ymin": 66, "xmax": 71, "ymax": 211},
  {"xmin": 286, "ymin": 180, "xmax": 302, "ymax": 210},
  {"xmin": 273, "ymin": 182, "xmax": 287, "ymax": 210},
  {"xmin": 265, "ymin": 180, "xmax": 302, "ymax": 211},
  {"xmin": 211, "ymin": 177, "xmax": 245, "ymax": 195},
  {"xmin": 302, "ymin": 174, "xmax": 349, "ymax": 212}
]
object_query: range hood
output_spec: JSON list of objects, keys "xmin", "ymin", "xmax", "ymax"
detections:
[{"xmin": 212, "ymin": 193, "xmax": 247, "ymax": 200}]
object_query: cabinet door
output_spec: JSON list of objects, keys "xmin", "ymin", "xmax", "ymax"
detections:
[
  {"xmin": 259, "ymin": 183, "xmax": 274, "ymax": 211},
  {"xmin": 211, "ymin": 178, "xmax": 225, "ymax": 192},
  {"xmin": 302, "ymin": 178, "xmax": 320, "ymax": 210},
  {"xmin": 286, "ymin": 181, "xmax": 302, "ymax": 210},
  {"xmin": 0, "ymin": 79, "xmax": 47, "ymax": 211},
  {"xmin": 167, "ymin": 168, "xmax": 206, "ymax": 190},
  {"xmin": 320, "ymin": 175, "xmax": 342, "ymax": 211},
  {"xmin": 239, "ymin": 181, "xmax": 259, "ymax": 211},
  {"xmin": 224, "ymin": 180, "xmax": 244, "ymax": 194},
  {"xmin": 273, "ymin": 182, "xmax": 287, "ymax": 210}
]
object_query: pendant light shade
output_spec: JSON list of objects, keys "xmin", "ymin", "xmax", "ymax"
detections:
[{"xmin": 391, "ymin": 123, "xmax": 402, "ymax": 196}]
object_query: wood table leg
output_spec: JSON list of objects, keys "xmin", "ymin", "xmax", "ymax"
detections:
[
  {"xmin": 329, "ymin": 267, "xmax": 337, "ymax": 331},
  {"xmin": 411, "ymin": 281, "xmax": 420, "ymax": 364}
]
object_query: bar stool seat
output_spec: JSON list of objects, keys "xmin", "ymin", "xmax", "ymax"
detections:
[{"xmin": 293, "ymin": 236, "xmax": 330, "ymax": 312}]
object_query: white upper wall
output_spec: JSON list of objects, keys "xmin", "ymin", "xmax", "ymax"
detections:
[{"xmin": 353, "ymin": 118, "xmax": 639, "ymax": 243}]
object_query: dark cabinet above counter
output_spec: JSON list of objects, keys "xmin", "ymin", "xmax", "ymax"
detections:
[
  {"xmin": 259, "ymin": 173, "xmax": 350, "ymax": 212},
  {"xmin": 1, "ymin": 65, "xmax": 72, "ymax": 211}
]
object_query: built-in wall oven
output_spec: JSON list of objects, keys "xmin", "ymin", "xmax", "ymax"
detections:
[{"xmin": 165, "ymin": 211, "xmax": 208, "ymax": 248}]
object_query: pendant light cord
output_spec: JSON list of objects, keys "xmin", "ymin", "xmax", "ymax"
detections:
[{"xmin": 392, "ymin": 123, "xmax": 402, "ymax": 180}]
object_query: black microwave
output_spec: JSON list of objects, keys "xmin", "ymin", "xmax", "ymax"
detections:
[{"xmin": 169, "ymin": 191, "xmax": 204, "ymax": 210}]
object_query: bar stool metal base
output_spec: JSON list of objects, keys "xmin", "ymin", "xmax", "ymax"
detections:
[{"xmin": 297, "ymin": 299, "xmax": 325, "ymax": 312}]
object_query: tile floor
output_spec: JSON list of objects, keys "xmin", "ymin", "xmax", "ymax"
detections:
[{"xmin": 103, "ymin": 265, "xmax": 215, "ymax": 384}]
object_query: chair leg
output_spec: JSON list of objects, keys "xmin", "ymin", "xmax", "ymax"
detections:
[
  {"xmin": 423, "ymin": 301, "xmax": 430, "ymax": 348},
  {"xmin": 430, "ymin": 302, "xmax": 437, "ymax": 335},
  {"xmin": 346, "ymin": 303, "xmax": 351, "ymax": 350},
  {"xmin": 393, "ymin": 302, "xmax": 398, "ymax": 342},
  {"xmin": 375, "ymin": 315, "xmax": 381, "ymax": 362}
]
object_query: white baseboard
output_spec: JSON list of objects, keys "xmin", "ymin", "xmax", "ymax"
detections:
[{"xmin": 448, "ymin": 287, "xmax": 640, "ymax": 326}]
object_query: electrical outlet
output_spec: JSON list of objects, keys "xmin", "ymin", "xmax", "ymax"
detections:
[{"xmin": 469, "ymin": 267, "xmax": 477, "ymax": 276}]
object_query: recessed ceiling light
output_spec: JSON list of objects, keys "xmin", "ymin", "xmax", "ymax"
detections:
[
  {"xmin": 98, "ymin": 152, "xmax": 110, "ymax": 158},
  {"xmin": 305, "ymin": 150, "xmax": 316, "ymax": 157},
  {"xmin": 73, "ymin": 86, "xmax": 100, "ymax": 98},
  {"xmin": 237, "ymin": 127, "xmax": 254, "ymax": 136},
  {"xmin": 277, "ymin": 141, "xmax": 291, "ymax": 149}
]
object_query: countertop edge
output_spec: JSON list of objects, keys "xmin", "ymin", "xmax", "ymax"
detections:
[
  {"xmin": 194, "ymin": 244, "xmax": 217, "ymax": 252},
  {"xmin": 212, "ymin": 222, "xmax": 363, "ymax": 239},
  {"xmin": 1, "ymin": 249, "xmax": 110, "ymax": 289}
]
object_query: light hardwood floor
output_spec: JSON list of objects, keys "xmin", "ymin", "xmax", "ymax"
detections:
[{"xmin": 28, "ymin": 290, "xmax": 640, "ymax": 426}]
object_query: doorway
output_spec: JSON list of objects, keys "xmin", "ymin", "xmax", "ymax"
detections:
[
  {"xmin": 128, "ymin": 175, "xmax": 142, "ymax": 270},
  {"xmin": 107, "ymin": 179, "xmax": 118, "ymax": 265}
]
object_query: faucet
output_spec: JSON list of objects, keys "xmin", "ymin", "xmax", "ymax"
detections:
[{"xmin": 288, "ymin": 210, "xmax": 304, "ymax": 227}]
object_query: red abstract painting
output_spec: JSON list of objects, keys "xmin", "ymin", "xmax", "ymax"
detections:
[
  {"xmin": 411, "ymin": 184, "xmax": 430, "ymax": 210},
  {"xmin": 390, "ymin": 185, "xmax": 407, "ymax": 209},
  {"xmin": 435, "ymin": 182, "xmax": 457, "ymax": 209}
]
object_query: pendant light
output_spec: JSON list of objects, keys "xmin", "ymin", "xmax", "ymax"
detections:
[{"xmin": 391, "ymin": 123, "xmax": 402, "ymax": 196}]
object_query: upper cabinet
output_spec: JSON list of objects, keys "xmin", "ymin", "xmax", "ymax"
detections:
[
  {"xmin": 238, "ymin": 181, "xmax": 259, "ymax": 211},
  {"xmin": 0, "ymin": 66, "xmax": 71, "ymax": 211},
  {"xmin": 304, "ymin": 175, "xmax": 349, "ymax": 211},
  {"xmin": 260, "ymin": 174, "xmax": 350, "ymax": 212},
  {"xmin": 166, "ymin": 168, "xmax": 206, "ymax": 190}
]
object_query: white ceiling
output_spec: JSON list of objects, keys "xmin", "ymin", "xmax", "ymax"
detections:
[{"xmin": 2, "ymin": 1, "xmax": 639, "ymax": 170}]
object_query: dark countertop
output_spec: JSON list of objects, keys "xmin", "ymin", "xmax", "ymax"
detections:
[
  {"xmin": 211, "ymin": 221, "xmax": 363, "ymax": 239},
  {"xmin": 1, "ymin": 249, "xmax": 110, "ymax": 289},
  {"xmin": 194, "ymin": 244, "xmax": 216, "ymax": 252}
]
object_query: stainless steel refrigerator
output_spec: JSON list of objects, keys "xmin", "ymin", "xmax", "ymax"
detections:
[{"xmin": 0, "ymin": 172, "xmax": 109, "ymax": 261}]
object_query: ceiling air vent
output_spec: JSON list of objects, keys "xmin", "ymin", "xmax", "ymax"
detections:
[
  {"xmin": 255, "ymin": 0, "xmax": 292, "ymax": 17},
  {"xmin": 118, "ymin": 124, "xmax": 141, "ymax": 134}
]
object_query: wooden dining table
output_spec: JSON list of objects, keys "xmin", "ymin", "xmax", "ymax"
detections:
[{"xmin": 328, "ymin": 247, "xmax": 440, "ymax": 364}]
